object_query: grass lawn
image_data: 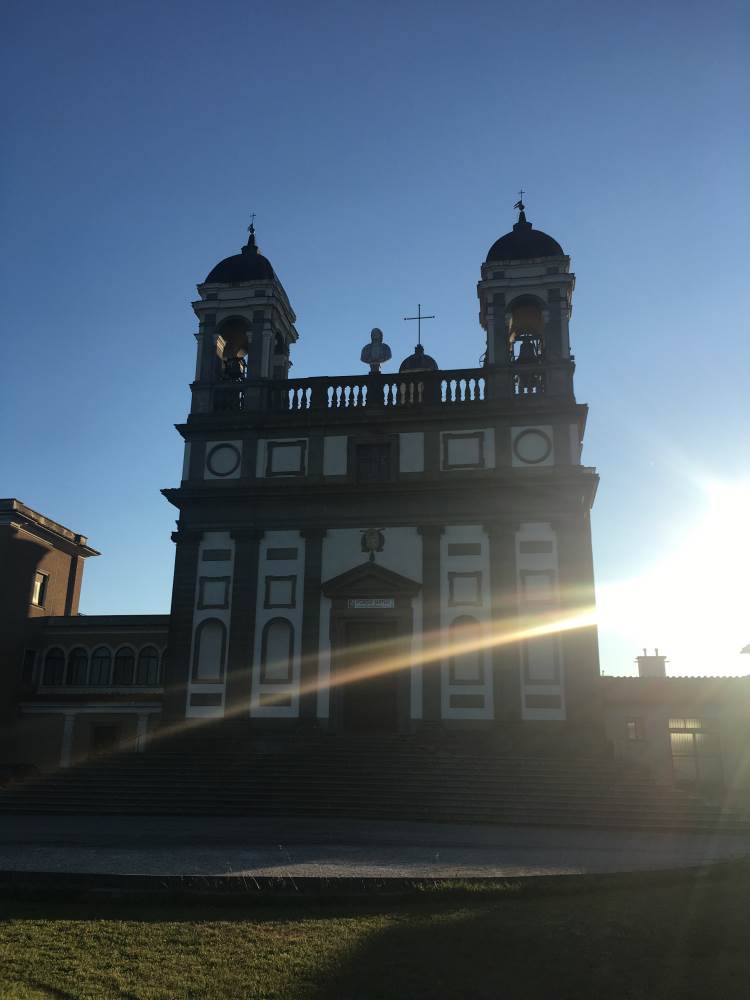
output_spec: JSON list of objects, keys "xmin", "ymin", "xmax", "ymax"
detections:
[{"xmin": 1, "ymin": 864, "xmax": 750, "ymax": 999}]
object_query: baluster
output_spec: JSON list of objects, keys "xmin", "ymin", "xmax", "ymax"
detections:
[
  {"xmin": 304, "ymin": 387, "xmax": 312, "ymax": 409},
  {"xmin": 362, "ymin": 383, "xmax": 368, "ymax": 406},
  {"xmin": 335, "ymin": 385, "xmax": 342, "ymax": 408},
  {"xmin": 468, "ymin": 378, "xmax": 475, "ymax": 401},
  {"xmin": 478, "ymin": 377, "xmax": 485, "ymax": 401}
]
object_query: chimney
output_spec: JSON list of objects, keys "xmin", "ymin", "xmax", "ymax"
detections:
[{"xmin": 636, "ymin": 648, "xmax": 667, "ymax": 678}]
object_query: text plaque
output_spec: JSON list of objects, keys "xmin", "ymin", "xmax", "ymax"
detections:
[{"xmin": 347, "ymin": 598, "xmax": 395, "ymax": 609}]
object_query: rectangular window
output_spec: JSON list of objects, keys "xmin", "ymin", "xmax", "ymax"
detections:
[
  {"xmin": 355, "ymin": 443, "xmax": 392, "ymax": 483},
  {"xmin": 447, "ymin": 543, "xmax": 482, "ymax": 557},
  {"xmin": 31, "ymin": 572, "xmax": 49, "ymax": 607},
  {"xmin": 202, "ymin": 549, "xmax": 232, "ymax": 562},
  {"xmin": 626, "ymin": 718, "xmax": 644, "ymax": 741},
  {"xmin": 519, "ymin": 540, "xmax": 554, "ymax": 554},
  {"xmin": 267, "ymin": 547, "xmax": 299, "ymax": 561}
]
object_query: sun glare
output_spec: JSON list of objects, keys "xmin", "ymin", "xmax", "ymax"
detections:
[{"xmin": 597, "ymin": 480, "xmax": 750, "ymax": 677}]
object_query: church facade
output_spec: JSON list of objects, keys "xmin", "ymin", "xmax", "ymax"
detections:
[
  {"xmin": 161, "ymin": 207, "xmax": 599, "ymax": 737},
  {"xmin": 5, "ymin": 208, "xmax": 747, "ymax": 802}
]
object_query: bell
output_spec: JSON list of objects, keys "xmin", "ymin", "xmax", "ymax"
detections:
[{"xmin": 517, "ymin": 335, "xmax": 537, "ymax": 364}]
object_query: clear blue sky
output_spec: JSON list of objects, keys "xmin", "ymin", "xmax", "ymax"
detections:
[{"xmin": 2, "ymin": 1, "xmax": 748, "ymax": 676}]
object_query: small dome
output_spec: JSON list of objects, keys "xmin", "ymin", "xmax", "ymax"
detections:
[
  {"xmin": 204, "ymin": 226, "xmax": 275, "ymax": 284},
  {"xmin": 399, "ymin": 343, "xmax": 439, "ymax": 373},
  {"xmin": 486, "ymin": 210, "xmax": 563, "ymax": 263}
]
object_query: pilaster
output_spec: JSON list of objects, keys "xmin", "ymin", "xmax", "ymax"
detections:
[
  {"xmin": 299, "ymin": 528, "xmax": 326, "ymax": 719},
  {"xmin": 484, "ymin": 521, "xmax": 522, "ymax": 723},
  {"xmin": 162, "ymin": 529, "xmax": 202, "ymax": 724},
  {"xmin": 225, "ymin": 528, "xmax": 264, "ymax": 718},
  {"xmin": 418, "ymin": 524, "xmax": 443, "ymax": 722}
]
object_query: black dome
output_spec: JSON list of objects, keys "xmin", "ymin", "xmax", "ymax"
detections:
[
  {"xmin": 486, "ymin": 212, "xmax": 563, "ymax": 262},
  {"xmin": 204, "ymin": 229, "xmax": 275, "ymax": 283},
  {"xmin": 399, "ymin": 343, "xmax": 439, "ymax": 373}
]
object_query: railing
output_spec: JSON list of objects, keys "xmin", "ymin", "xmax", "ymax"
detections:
[
  {"xmin": 192, "ymin": 363, "xmax": 571, "ymax": 416},
  {"xmin": 285, "ymin": 371, "xmax": 486, "ymax": 412}
]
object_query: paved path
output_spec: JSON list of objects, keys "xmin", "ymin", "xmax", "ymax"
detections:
[{"xmin": 1, "ymin": 816, "xmax": 748, "ymax": 878}]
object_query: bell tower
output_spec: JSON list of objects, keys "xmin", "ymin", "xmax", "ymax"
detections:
[
  {"xmin": 190, "ymin": 222, "xmax": 299, "ymax": 416},
  {"xmin": 478, "ymin": 200, "xmax": 576, "ymax": 400}
]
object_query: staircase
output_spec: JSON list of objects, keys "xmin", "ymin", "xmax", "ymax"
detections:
[{"xmin": 1, "ymin": 733, "xmax": 746, "ymax": 832}]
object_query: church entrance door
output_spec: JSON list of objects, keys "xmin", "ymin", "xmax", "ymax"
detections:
[{"xmin": 339, "ymin": 619, "xmax": 400, "ymax": 734}]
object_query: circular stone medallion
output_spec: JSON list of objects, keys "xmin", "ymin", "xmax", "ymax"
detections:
[
  {"xmin": 206, "ymin": 443, "xmax": 241, "ymax": 477},
  {"xmin": 513, "ymin": 428, "xmax": 552, "ymax": 465}
]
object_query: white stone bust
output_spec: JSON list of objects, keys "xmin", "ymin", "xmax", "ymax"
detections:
[{"xmin": 360, "ymin": 328, "xmax": 392, "ymax": 373}]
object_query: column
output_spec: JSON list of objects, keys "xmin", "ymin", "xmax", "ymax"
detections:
[
  {"xmin": 485, "ymin": 521, "xmax": 521, "ymax": 724},
  {"xmin": 299, "ymin": 528, "xmax": 326, "ymax": 720},
  {"xmin": 418, "ymin": 525, "xmax": 443, "ymax": 723},
  {"xmin": 226, "ymin": 529, "xmax": 264, "ymax": 718},
  {"xmin": 135, "ymin": 714, "xmax": 149, "ymax": 753},
  {"xmin": 60, "ymin": 713, "xmax": 75, "ymax": 769}
]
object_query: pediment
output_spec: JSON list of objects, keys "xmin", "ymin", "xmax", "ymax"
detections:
[{"xmin": 321, "ymin": 561, "xmax": 421, "ymax": 598}]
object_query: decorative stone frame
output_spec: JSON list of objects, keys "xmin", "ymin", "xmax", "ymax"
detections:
[
  {"xmin": 321, "ymin": 562, "xmax": 421, "ymax": 734},
  {"xmin": 266, "ymin": 440, "xmax": 307, "ymax": 477},
  {"xmin": 441, "ymin": 431, "xmax": 485, "ymax": 470},
  {"xmin": 263, "ymin": 575, "xmax": 297, "ymax": 610},
  {"xmin": 197, "ymin": 576, "xmax": 231, "ymax": 610},
  {"xmin": 447, "ymin": 571, "xmax": 483, "ymax": 607}
]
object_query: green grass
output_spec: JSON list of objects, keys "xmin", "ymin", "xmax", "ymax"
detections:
[{"xmin": 2, "ymin": 865, "xmax": 750, "ymax": 999}]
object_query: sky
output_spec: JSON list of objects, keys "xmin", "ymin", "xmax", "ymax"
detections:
[{"xmin": 1, "ymin": 0, "xmax": 748, "ymax": 677}]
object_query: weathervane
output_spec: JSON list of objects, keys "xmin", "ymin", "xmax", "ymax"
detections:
[
  {"xmin": 514, "ymin": 189, "xmax": 525, "ymax": 212},
  {"xmin": 247, "ymin": 212, "xmax": 256, "ymax": 235},
  {"xmin": 403, "ymin": 303, "xmax": 435, "ymax": 347}
]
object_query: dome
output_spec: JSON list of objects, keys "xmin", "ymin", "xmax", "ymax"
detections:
[
  {"xmin": 204, "ymin": 227, "xmax": 275, "ymax": 284},
  {"xmin": 399, "ymin": 343, "xmax": 439, "ymax": 373},
  {"xmin": 486, "ymin": 210, "xmax": 563, "ymax": 263}
]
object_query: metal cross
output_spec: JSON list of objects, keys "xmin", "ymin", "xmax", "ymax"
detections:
[
  {"xmin": 403, "ymin": 303, "xmax": 435, "ymax": 346},
  {"xmin": 247, "ymin": 212, "xmax": 256, "ymax": 233},
  {"xmin": 514, "ymin": 189, "xmax": 525, "ymax": 211}
]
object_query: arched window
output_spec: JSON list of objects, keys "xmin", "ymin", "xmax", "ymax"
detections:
[
  {"xmin": 448, "ymin": 616, "xmax": 484, "ymax": 685},
  {"xmin": 66, "ymin": 647, "xmax": 89, "ymax": 685},
  {"xmin": 260, "ymin": 618, "xmax": 294, "ymax": 683},
  {"xmin": 42, "ymin": 647, "xmax": 65, "ymax": 686},
  {"xmin": 136, "ymin": 646, "xmax": 160, "ymax": 686},
  {"xmin": 193, "ymin": 620, "xmax": 226, "ymax": 681},
  {"xmin": 113, "ymin": 647, "xmax": 135, "ymax": 685},
  {"xmin": 89, "ymin": 646, "xmax": 112, "ymax": 685}
]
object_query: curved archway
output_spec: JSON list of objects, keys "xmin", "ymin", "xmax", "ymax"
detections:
[
  {"xmin": 42, "ymin": 647, "xmax": 65, "ymax": 686},
  {"xmin": 66, "ymin": 647, "xmax": 89, "ymax": 686},
  {"xmin": 136, "ymin": 646, "xmax": 160, "ymax": 686},
  {"xmin": 89, "ymin": 646, "xmax": 112, "ymax": 686},
  {"xmin": 113, "ymin": 646, "xmax": 136, "ymax": 686}
]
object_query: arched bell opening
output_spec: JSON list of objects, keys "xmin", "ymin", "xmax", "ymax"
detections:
[
  {"xmin": 507, "ymin": 296, "xmax": 546, "ymax": 365},
  {"xmin": 271, "ymin": 332, "xmax": 291, "ymax": 380},
  {"xmin": 216, "ymin": 317, "xmax": 251, "ymax": 380}
]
